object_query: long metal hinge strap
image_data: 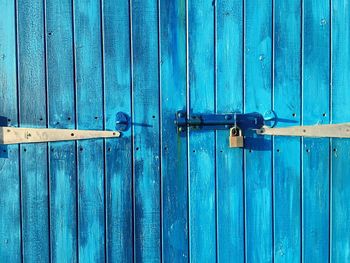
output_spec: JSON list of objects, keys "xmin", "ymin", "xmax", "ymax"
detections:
[
  {"xmin": 0, "ymin": 127, "xmax": 121, "ymax": 145},
  {"xmin": 257, "ymin": 123, "xmax": 350, "ymax": 138}
]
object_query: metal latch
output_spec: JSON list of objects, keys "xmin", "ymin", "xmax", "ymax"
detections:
[
  {"xmin": 174, "ymin": 110, "xmax": 267, "ymax": 148},
  {"xmin": 174, "ymin": 110, "xmax": 265, "ymax": 132}
]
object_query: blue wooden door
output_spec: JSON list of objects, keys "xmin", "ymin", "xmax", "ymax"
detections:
[{"xmin": 1, "ymin": 0, "xmax": 349, "ymax": 262}]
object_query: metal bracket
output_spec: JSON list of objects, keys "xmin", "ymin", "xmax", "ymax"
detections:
[
  {"xmin": 0, "ymin": 127, "xmax": 121, "ymax": 145},
  {"xmin": 257, "ymin": 122, "xmax": 350, "ymax": 138},
  {"xmin": 115, "ymin": 112, "xmax": 130, "ymax": 132}
]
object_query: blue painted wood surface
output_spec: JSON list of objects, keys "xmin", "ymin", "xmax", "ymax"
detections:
[
  {"xmin": 188, "ymin": 0, "xmax": 216, "ymax": 261},
  {"xmin": 302, "ymin": 0, "xmax": 330, "ymax": 261},
  {"xmin": 18, "ymin": 0, "xmax": 50, "ymax": 262},
  {"xmin": 331, "ymin": 0, "xmax": 350, "ymax": 261},
  {"xmin": 132, "ymin": 0, "xmax": 161, "ymax": 261},
  {"xmin": 273, "ymin": 0, "xmax": 301, "ymax": 262},
  {"xmin": 1, "ymin": 0, "xmax": 350, "ymax": 262},
  {"xmin": 245, "ymin": 0, "xmax": 273, "ymax": 261},
  {"xmin": 46, "ymin": 0, "xmax": 77, "ymax": 261},
  {"xmin": 160, "ymin": 0, "xmax": 188, "ymax": 261},
  {"xmin": 74, "ymin": 0, "xmax": 105, "ymax": 261},
  {"xmin": 216, "ymin": 0, "xmax": 244, "ymax": 261},
  {"xmin": 0, "ymin": 0, "xmax": 21, "ymax": 261},
  {"xmin": 102, "ymin": 0, "xmax": 133, "ymax": 261}
]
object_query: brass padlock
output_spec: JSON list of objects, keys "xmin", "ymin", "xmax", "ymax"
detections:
[{"xmin": 229, "ymin": 127, "xmax": 244, "ymax": 148}]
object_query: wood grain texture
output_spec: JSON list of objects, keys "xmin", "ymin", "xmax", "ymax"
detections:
[
  {"xmin": 160, "ymin": 0, "xmax": 188, "ymax": 261},
  {"xmin": 331, "ymin": 0, "xmax": 350, "ymax": 261},
  {"xmin": 188, "ymin": 0, "xmax": 216, "ymax": 261},
  {"xmin": 216, "ymin": 0, "xmax": 244, "ymax": 261},
  {"xmin": 0, "ymin": 0, "xmax": 21, "ymax": 261},
  {"xmin": 46, "ymin": 0, "xmax": 77, "ymax": 261},
  {"xmin": 132, "ymin": 0, "xmax": 161, "ymax": 261},
  {"xmin": 17, "ymin": 0, "xmax": 50, "ymax": 261},
  {"xmin": 102, "ymin": 0, "xmax": 133, "ymax": 261},
  {"xmin": 302, "ymin": 0, "xmax": 330, "ymax": 261},
  {"xmin": 2, "ymin": 1, "xmax": 350, "ymax": 262},
  {"xmin": 273, "ymin": 0, "xmax": 301, "ymax": 262},
  {"xmin": 244, "ymin": 0, "xmax": 273, "ymax": 262},
  {"xmin": 74, "ymin": 0, "xmax": 105, "ymax": 261}
]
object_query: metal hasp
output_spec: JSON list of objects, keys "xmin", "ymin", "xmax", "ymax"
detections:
[
  {"xmin": 257, "ymin": 123, "xmax": 350, "ymax": 138},
  {"xmin": 174, "ymin": 110, "xmax": 265, "ymax": 132},
  {"xmin": 0, "ymin": 127, "xmax": 121, "ymax": 145},
  {"xmin": 174, "ymin": 110, "xmax": 266, "ymax": 148}
]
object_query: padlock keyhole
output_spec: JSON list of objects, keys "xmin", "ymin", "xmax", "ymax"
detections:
[{"xmin": 231, "ymin": 128, "xmax": 239, "ymax": 136}]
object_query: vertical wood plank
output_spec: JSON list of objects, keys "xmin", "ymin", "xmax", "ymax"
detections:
[
  {"xmin": 74, "ymin": 0, "xmax": 105, "ymax": 261},
  {"xmin": 331, "ymin": 0, "xmax": 350, "ymax": 261},
  {"xmin": 244, "ymin": 0, "xmax": 273, "ymax": 261},
  {"xmin": 160, "ymin": 0, "xmax": 188, "ymax": 261},
  {"xmin": 102, "ymin": 0, "xmax": 133, "ymax": 261},
  {"xmin": 302, "ymin": 0, "xmax": 330, "ymax": 261},
  {"xmin": 46, "ymin": 0, "xmax": 77, "ymax": 261},
  {"xmin": 188, "ymin": 0, "xmax": 216, "ymax": 261},
  {"xmin": 17, "ymin": 0, "xmax": 50, "ymax": 261},
  {"xmin": 273, "ymin": 0, "xmax": 302, "ymax": 262},
  {"xmin": 216, "ymin": 0, "xmax": 244, "ymax": 261},
  {"xmin": 132, "ymin": 0, "xmax": 161, "ymax": 261},
  {"xmin": 0, "ymin": 0, "xmax": 21, "ymax": 261}
]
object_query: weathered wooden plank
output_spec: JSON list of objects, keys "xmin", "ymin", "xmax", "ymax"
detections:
[
  {"xmin": 0, "ymin": 127, "xmax": 120, "ymax": 144},
  {"xmin": 132, "ymin": 0, "xmax": 161, "ymax": 261},
  {"xmin": 0, "ymin": 0, "xmax": 21, "ymax": 261},
  {"xmin": 244, "ymin": 0, "xmax": 273, "ymax": 261},
  {"xmin": 46, "ymin": 0, "xmax": 77, "ymax": 261},
  {"xmin": 74, "ymin": 0, "xmax": 105, "ymax": 261},
  {"xmin": 160, "ymin": 0, "xmax": 188, "ymax": 261},
  {"xmin": 17, "ymin": 0, "xmax": 50, "ymax": 261},
  {"xmin": 273, "ymin": 0, "xmax": 301, "ymax": 261},
  {"xmin": 302, "ymin": 0, "xmax": 330, "ymax": 261},
  {"xmin": 188, "ymin": 0, "xmax": 216, "ymax": 261},
  {"xmin": 216, "ymin": 0, "xmax": 244, "ymax": 261},
  {"xmin": 49, "ymin": 145, "xmax": 77, "ymax": 263},
  {"xmin": 331, "ymin": 0, "xmax": 350, "ymax": 261},
  {"xmin": 102, "ymin": 0, "xmax": 133, "ymax": 261}
]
